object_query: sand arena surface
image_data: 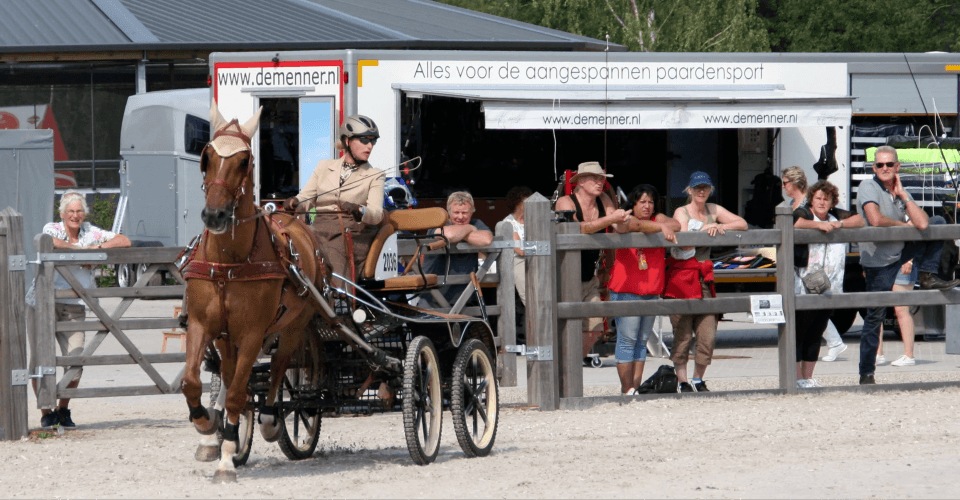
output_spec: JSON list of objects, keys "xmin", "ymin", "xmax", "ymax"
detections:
[{"xmin": 3, "ymin": 379, "xmax": 959, "ymax": 499}]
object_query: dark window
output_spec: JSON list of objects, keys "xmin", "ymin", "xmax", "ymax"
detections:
[{"xmin": 184, "ymin": 114, "xmax": 209, "ymax": 156}]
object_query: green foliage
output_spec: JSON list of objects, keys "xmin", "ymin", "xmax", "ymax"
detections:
[
  {"xmin": 764, "ymin": 0, "xmax": 960, "ymax": 52},
  {"xmin": 88, "ymin": 194, "xmax": 117, "ymax": 230},
  {"xmin": 436, "ymin": 0, "xmax": 960, "ymax": 52}
]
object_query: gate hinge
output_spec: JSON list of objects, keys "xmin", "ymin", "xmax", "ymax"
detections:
[
  {"xmin": 8, "ymin": 255, "xmax": 25, "ymax": 271},
  {"xmin": 12, "ymin": 366, "xmax": 56, "ymax": 386},
  {"xmin": 522, "ymin": 241, "xmax": 551, "ymax": 256},
  {"xmin": 505, "ymin": 344, "xmax": 553, "ymax": 361}
]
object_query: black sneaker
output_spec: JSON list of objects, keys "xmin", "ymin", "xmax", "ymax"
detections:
[
  {"xmin": 678, "ymin": 382, "xmax": 694, "ymax": 393},
  {"xmin": 693, "ymin": 380, "xmax": 709, "ymax": 392},
  {"xmin": 40, "ymin": 411, "xmax": 59, "ymax": 428},
  {"xmin": 859, "ymin": 374, "xmax": 876, "ymax": 385},
  {"xmin": 57, "ymin": 407, "xmax": 76, "ymax": 428}
]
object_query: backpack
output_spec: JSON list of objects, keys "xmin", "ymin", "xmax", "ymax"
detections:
[{"xmin": 636, "ymin": 365, "xmax": 679, "ymax": 394}]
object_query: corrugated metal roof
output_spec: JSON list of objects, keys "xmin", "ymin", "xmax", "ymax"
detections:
[{"xmin": 0, "ymin": 0, "xmax": 614, "ymax": 54}]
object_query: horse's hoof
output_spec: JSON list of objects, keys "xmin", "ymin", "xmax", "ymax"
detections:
[
  {"xmin": 194, "ymin": 444, "xmax": 220, "ymax": 462},
  {"xmin": 211, "ymin": 469, "xmax": 237, "ymax": 484}
]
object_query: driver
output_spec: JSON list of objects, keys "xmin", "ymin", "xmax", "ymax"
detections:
[{"xmin": 285, "ymin": 115, "xmax": 385, "ymax": 285}]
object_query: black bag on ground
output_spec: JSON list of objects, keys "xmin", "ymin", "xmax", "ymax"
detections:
[{"xmin": 636, "ymin": 365, "xmax": 679, "ymax": 394}]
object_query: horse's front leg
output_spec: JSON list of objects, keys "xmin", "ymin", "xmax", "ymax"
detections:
[
  {"xmin": 213, "ymin": 335, "xmax": 257, "ymax": 484},
  {"xmin": 195, "ymin": 370, "xmax": 225, "ymax": 462},
  {"xmin": 183, "ymin": 319, "xmax": 218, "ymax": 436}
]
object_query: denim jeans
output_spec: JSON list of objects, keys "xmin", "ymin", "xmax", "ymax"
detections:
[
  {"xmin": 859, "ymin": 216, "xmax": 947, "ymax": 375},
  {"xmin": 610, "ymin": 292, "xmax": 658, "ymax": 363}
]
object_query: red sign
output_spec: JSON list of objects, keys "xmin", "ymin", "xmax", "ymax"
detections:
[{"xmin": 0, "ymin": 111, "xmax": 20, "ymax": 129}]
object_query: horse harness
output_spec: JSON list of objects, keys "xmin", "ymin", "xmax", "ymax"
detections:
[{"xmin": 182, "ymin": 122, "xmax": 314, "ymax": 337}]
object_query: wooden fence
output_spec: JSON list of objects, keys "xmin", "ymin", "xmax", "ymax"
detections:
[{"xmin": 6, "ymin": 197, "xmax": 960, "ymax": 435}]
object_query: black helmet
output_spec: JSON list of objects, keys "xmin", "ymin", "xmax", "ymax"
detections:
[{"xmin": 339, "ymin": 114, "xmax": 379, "ymax": 141}]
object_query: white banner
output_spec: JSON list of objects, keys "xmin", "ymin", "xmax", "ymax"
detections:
[{"xmin": 483, "ymin": 100, "xmax": 851, "ymax": 130}]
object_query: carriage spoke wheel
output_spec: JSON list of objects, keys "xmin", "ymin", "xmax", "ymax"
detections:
[
  {"xmin": 277, "ymin": 334, "xmax": 322, "ymax": 460},
  {"xmin": 451, "ymin": 339, "xmax": 499, "ymax": 458},
  {"xmin": 402, "ymin": 336, "xmax": 443, "ymax": 465}
]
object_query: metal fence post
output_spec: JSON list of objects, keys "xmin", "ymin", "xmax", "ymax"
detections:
[
  {"xmin": 775, "ymin": 203, "xmax": 797, "ymax": 393},
  {"xmin": 522, "ymin": 193, "xmax": 559, "ymax": 410}
]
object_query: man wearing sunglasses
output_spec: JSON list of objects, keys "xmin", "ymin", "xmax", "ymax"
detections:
[
  {"xmin": 855, "ymin": 145, "xmax": 959, "ymax": 385},
  {"xmin": 285, "ymin": 114, "xmax": 385, "ymax": 285}
]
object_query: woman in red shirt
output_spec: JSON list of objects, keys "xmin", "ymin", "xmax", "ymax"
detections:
[{"xmin": 608, "ymin": 185, "xmax": 679, "ymax": 395}]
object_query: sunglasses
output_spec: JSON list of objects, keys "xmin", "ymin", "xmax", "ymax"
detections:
[
  {"xmin": 874, "ymin": 161, "xmax": 898, "ymax": 169},
  {"xmin": 356, "ymin": 136, "xmax": 377, "ymax": 145}
]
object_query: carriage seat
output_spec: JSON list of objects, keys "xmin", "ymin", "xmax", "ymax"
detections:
[{"xmin": 358, "ymin": 207, "xmax": 449, "ymax": 292}]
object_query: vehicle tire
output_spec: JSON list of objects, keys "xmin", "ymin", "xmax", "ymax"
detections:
[
  {"xmin": 277, "ymin": 334, "xmax": 322, "ymax": 460},
  {"xmin": 402, "ymin": 335, "xmax": 442, "ymax": 465},
  {"xmin": 116, "ymin": 263, "xmax": 135, "ymax": 288},
  {"xmin": 450, "ymin": 339, "xmax": 499, "ymax": 458},
  {"xmin": 136, "ymin": 263, "xmax": 162, "ymax": 287}
]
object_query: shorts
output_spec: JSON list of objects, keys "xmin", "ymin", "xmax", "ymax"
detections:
[
  {"xmin": 581, "ymin": 276, "xmax": 604, "ymax": 332},
  {"xmin": 894, "ymin": 266, "xmax": 919, "ymax": 287}
]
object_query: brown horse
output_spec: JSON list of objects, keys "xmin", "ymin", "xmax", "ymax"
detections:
[{"xmin": 180, "ymin": 102, "xmax": 325, "ymax": 482}]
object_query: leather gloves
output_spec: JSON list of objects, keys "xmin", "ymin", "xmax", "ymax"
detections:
[
  {"xmin": 284, "ymin": 196, "xmax": 300, "ymax": 211},
  {"xmin": 340, "ymin": 201, "xmax": 363, "ymax": 222}
]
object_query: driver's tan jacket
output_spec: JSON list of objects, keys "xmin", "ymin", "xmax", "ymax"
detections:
[{"xmin": 294, "ymin": 157, "xmax": 385, "ymax": 225}]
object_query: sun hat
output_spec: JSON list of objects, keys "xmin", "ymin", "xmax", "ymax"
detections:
[
  {"xmin": 687, "ymin": 171, "xmax": 714, "ymax": 189},
  {"xmin": 570, "ymin": 161, "xmax": 613, "ymax": 184}
]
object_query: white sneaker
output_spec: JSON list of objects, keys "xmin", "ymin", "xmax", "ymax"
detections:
[
  {"xmin": 876, "ymin": 354, "xmax": 887, "ymax": 365},
  {"xmin": 796, "ymin": 379, "xmax": 812, "ymax": 389},
  {"xmin": 807, "ymin": 378, "xmax": 822, "ymax": 388},
  {"xmin": 891, "ymin": 355, "xmax": 916, "ymax": 367},
  {"xmin": 821, "ymin": 343, "xmax": 847, "ymax": 362}
]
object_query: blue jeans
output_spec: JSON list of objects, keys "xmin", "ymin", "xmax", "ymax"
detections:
[
  {"xmin": 611, "ymin": 292, "xmax": 658, "ymax": 363},
  {"xmin": 859, "ymin": 215, "xmax": 947, "ymax": 375}
]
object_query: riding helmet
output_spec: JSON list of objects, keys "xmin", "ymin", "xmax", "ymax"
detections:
[{"xmin": 339, "ymin": 115, "xmax": 379, "ymax": 141}]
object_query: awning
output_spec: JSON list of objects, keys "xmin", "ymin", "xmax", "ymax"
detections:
[{"xmin": 394, "ymin": 84, "xmax": 852, "ymax": 130}]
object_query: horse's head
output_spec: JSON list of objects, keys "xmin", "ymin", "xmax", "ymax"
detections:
[{"xmin": 200, "ymin": 102, "xmax": 262, "ymax": 234}]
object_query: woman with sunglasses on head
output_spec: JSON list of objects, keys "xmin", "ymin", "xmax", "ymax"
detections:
[
  {"xmin": 285, "ymin": 115, "xmax": 385, "ymax": 284},
  {"xmin": 666, "ymin": 171, "xmax": 747, "ymax": 393}
]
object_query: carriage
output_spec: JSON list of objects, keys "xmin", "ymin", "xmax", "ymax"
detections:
[{"xmin": 180, "ymin": 104, "xmax": 499, "ymax": 482}]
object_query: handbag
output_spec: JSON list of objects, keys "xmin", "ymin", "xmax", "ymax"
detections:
[{"xmin": 801, "ymin": 244, "xmax": 831, "ymax": 294}]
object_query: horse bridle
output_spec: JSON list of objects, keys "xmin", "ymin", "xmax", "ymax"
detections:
[{"xmin": 201, "ymin": 119, "xmax": 257, "ymax": 224}]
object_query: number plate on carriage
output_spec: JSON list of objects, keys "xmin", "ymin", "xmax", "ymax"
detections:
[{"xmin": 375, "ymin": 233, "xmax": 400, "ymax": 280}]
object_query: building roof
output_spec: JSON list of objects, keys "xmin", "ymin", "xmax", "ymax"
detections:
[{"xmin": 0, "ymin": 0, "xmax": 616, "ymax": 59}]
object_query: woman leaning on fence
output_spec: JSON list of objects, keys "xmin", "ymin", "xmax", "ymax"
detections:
[
  {"xmin": 608, "ymin": 184, "xmax": 679, "ymax": 395},
  {"xmin": 666, "ymin": 171, "xmax": 747, "ymax": 393},
  {"xmin": 32, "ymin": 191, "xmax": 131, "ymax": 429},
  {"xmin": 792, "ymin": 180, "xmax": 863, "ymax": 389}
]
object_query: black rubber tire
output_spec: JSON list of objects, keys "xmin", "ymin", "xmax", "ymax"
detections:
[
  {"xmin": 450, "ymin": 339, "xmax": 499, "ymax": 458},
  {"xmin": 116, "ymin": 264, "xmax": 134, "ymax": 288},
  {"xmin": 277, "ymin": 335, "xmax": 322, "ymax": 460},
  {"xmin": 402, "ymin": 336, "xmax": 443, "ymax": 465}
]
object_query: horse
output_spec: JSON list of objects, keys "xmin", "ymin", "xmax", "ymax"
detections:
[{"xmin": 180, "ymin": 102, "xmax": 325, "ymax": 483}]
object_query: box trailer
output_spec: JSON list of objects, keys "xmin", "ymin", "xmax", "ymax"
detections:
[{"xmin": 115, "ymin": 88, "xmax": 210, "ymax": 286}]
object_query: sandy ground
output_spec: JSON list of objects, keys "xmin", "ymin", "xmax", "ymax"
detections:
[{"xmin": 3, "ymin": 377, "xmax": 960, "ymax": 499}]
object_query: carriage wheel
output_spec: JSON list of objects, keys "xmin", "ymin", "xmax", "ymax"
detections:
[
  {"xmin": 116, "ymin": 264, "xmax": 134, "ymax": 288},
  {"xmin": 402, "ymin": 336, "xmax": 443, "ymax": 465},
  {"xmin": 450, "ymin": 339, "xmax": 499, "ymax": 458},
  {"xmin": 277, "ymin": 334, "xmax": 322, "ymax": 460},
  {"xmin": 231, "ymin": 395, "xmax": 255, "ymax": 467}
]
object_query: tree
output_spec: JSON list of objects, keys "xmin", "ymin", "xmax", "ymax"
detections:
[
  {"xmin": 763, "ymin": 0, "xmax": 960, "ymax": 53},
  {"xmin": 437, "ymin": 0, "xmax": 770, "ymax": 52}
]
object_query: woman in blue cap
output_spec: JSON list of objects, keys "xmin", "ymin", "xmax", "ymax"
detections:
[{"xmin": 665, "ymin": 171, "xmax": 747, "ymax": 392}]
